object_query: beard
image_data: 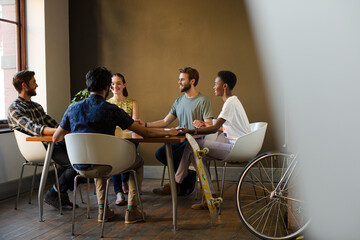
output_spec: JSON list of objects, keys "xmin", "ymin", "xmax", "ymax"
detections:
[
  {"xmin": 180, "ymin": 83, "xmax": 191, "ymax": 92},
  {"xmin": 26, "ymin": 88, "xmax": 37, "ymax": 96}
]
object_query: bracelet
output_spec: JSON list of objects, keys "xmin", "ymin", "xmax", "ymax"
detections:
[
  {"xmin": 145, "ymin": 122, "xmax": 147, "ymax": 127},
  {"xmin": 194, "ymin": 129, "xmax": 197, "ymax": 135}
]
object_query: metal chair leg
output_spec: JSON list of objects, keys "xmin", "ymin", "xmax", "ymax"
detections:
[
  {"xmin": 194, "ymin": 173, "xmax": 199, "ymax": 200},
  {"xmin": 72, "ymin": 175, "xmax": 79, "ymax": 236},
  {"xmin": 101, "ymin": 178, "xmax": 110, "ymax": 238},
  {"xmin": 213, "ymin": 160, "xmax": 220, "ymax": 193},
  {"xmin": 87, "ymin": 178, "xmax": 90, "ymax": 219},
  {"xmin": 79, "ymin": 186, "xmax": 84, "ymax": 204},
  {"xmin": 52, "ymin": 163, "xmax": 63, "ymax": 215},
  {"xmin": 15, "ymin": 163, "xmax": 27, "ymax": 210},
  {"xmin": 29, "ymin": 165, "xmax": 38, "ymax": 204},
  {"xmin": 161, "ymin": 165, "xmax": 166, "ymax": 186},
  {"xmin": 132, "ymin": 170, "xmax": 145, "ymax": 220},
  {"xmin": 218, "ymin": 162, "xmax": 227, "ymax": 215}
]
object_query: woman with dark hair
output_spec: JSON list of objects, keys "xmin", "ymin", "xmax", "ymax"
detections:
[{"xmin": 107, "ymin": 73, "xmax": 139, "ymax": 206}]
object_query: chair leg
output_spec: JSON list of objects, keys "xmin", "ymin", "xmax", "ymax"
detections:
[
  {"xmin": 132, "ymin": 170, "xmax": 145, "ymax": 220},
  {"xmin": 29, "ymin": 165, "xmax": 38, "ymax": 204},
  {"xmin": 194, "ymin": 173, "xmax": 199, "ymax": 200},
  {"xmin": 87, "ymin": 178, "xmax": 90, "ymax": 219},
  {"xmin": 79, "ymin": 186, "xmax": 84, "ymax": 204},
  {"xmin": 72, "ymin": 175, "xmax": 80, "ymax": 236},
  {"xmin": 218, "ymin": 162, "xmax": 227, "ymax": 215},
  {"xmin": 213, "ymin": 160, "xmax": 220, "ymax": 193},
  {"xmin": 52, "ymin": 163, "xmax": 63, "ymax": 215},
  {"xmin": 161, "ymin": 165, "xmax": 166, "ymax": 186},
  {"xmin": 15, "ymin": 163, "xmax": 27, "ymax": 210},
  {"xmin": 101, "ymin": 178, "xmax": 110, "ymax": 238}
]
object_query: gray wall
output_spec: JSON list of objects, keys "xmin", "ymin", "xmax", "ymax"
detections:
[{"xmin": 69, "ymin": 0, "xmax": 278, "ymax": 165}]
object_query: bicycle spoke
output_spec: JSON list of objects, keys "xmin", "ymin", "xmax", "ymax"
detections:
[{"xmin": 236, "ymin": 152, "xmax": 310, "ymax": 240}]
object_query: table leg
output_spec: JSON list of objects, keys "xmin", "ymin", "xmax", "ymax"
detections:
[
  {"xmin": 165, "ymin": 143, "xmax": 177, "ymax": 231},
  {"xmin": 38, "ymin": 141, "xmax": 54, "ymax": 222}
]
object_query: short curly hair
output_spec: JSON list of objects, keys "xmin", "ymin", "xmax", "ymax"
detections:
[{"xmin": 86, "ymin": 67, "xmax": 112, "ymax": 92}]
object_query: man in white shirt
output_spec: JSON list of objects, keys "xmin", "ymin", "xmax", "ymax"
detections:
[{"xmin": 176, "ymin": 70, "xmax": 251, "ymax": 209}]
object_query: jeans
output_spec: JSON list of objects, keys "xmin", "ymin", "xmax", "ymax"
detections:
[
  {"xmin": 155, "ymin": 142, "xmax": 188, "ymax": 172},
  {"xmin": 112, "ymin": 173, "xmax": 130, "ymax": 194},
  {"xmin": 47, "ymin": 142, "xmax": 78, "ymax": 193}
]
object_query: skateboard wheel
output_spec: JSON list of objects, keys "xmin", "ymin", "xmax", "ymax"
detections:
[{"xmin": 203, "ymin": 147, "xmax": 209, "ymax": 154}]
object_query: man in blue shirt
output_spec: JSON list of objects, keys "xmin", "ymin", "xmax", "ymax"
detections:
[{"xmin": 53, "ymin": 67, "xmax": 178, "ymax": 224}]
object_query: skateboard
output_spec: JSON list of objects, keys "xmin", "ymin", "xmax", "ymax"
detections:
[{"xmin": 185, "ymin": 133, "xmax": 223, "ymax": 224}]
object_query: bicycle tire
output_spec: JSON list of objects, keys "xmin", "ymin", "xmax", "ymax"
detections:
[{"xmin": 235, "ymin": 151, "xmax": 310, "ymax": 240}]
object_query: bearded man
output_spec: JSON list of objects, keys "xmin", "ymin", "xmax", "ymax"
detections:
[
  {"xmin": 137, "ymin": 67, "xmax": 214, "ymax": 195},
  {"xmin": 8, "ymin": 70, "xmax": 77, "ymax": 210}
]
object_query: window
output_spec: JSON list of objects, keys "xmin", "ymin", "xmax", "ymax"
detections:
[{"xmin": 0, "ymin": 0, "xmax": 25, "ymax": 121}]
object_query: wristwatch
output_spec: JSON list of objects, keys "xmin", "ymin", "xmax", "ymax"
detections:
[{"xmin": 193, "ymin": 129, "xmax": 198, "ymax": 135}]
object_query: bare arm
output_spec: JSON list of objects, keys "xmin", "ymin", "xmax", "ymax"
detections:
[
  {"xmin": 43, "ymin": 127, "xmax": 57, "ymax": 136},
  {"xmin": 192, "ymin": 118, "xmax": 214, "ymax": 128},
  {"xmin": 53, "ymin": 126, "xmax": 70, "ymax": 142},
  {"xmin": 146, "ymin": 113, "xmax": 177, "ymax": 128},
  {"xmin": 182, "ymin": 118, "xmax": 226, "ymax": 135},
  {"xmin": 132, "ymin": 100, "xmax": 139, "ymax": 120},
  {"xmin": 128, "ymin": 122, "xmax": 178, "ymax": 138}
]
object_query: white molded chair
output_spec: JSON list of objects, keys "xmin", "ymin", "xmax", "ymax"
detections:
[
  {"xmin": 65, "ymin": 133, "xmax": 144, "ymax": 238},
  {"xmin": 214, "ymin": 122, "xmax": 268, "ymax": 214},
  {"xmin": 13, "ymin": 130, "xmax": 62, "ymax": 214}
]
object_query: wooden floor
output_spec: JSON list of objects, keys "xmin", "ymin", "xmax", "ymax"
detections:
[{"xmin": 0, "ymin": 179, "xmax": 260, "ymax": 240}]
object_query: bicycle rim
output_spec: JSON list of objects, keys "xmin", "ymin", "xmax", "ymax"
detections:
[{"xmin": 236, "ymin": 152, "xmax": 310, "ymax": 240}]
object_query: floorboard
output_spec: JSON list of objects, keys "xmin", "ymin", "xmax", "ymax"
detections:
[{"xmin": 0, "ymin": 179, "xmax": 260, "ymax": 240}]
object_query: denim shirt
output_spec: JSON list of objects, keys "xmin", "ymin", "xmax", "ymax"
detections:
[{"xmin": 60, "ymin": 94, "xmax": 134, "ymax": 169}]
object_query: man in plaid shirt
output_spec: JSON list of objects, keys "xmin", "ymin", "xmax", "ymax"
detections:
[{"xmin": 8, "ymin": 70, "xmax": 77, "ymax": 210}]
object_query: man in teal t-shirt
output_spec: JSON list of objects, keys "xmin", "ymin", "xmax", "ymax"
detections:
[{"xmin": 138, "ymin": 67, "xmax": 213, "ymax": 195}]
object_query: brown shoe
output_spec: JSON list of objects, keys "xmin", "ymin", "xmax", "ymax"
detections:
[
  {"xmin": 125, "ymin": 208, "xmax": 145, "ymax": 224},
  {"xmin": 98, "ymin": 207, "xmax": 115, "ymax": 222},
  {"xmin": 153, "ymin": 183, "xmax": 171, "ymax": 195},
  {"xmin": 191, "ymin": 201, "xmax": 208, "ymax": 210}
]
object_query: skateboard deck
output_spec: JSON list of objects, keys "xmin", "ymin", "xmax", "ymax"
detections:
[{"xmin": 186, "ymin": 133, "xmax": 223, "ymax": 224}]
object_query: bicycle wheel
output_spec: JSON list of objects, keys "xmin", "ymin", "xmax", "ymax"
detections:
[{"xmin": 236, "ymin": 152, "xmax": 310, "ymax": 240}]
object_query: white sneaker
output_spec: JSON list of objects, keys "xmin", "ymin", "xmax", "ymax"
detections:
[{"xmin": 115, "ymin": 192, "xmax": 127, "ymax": 206}]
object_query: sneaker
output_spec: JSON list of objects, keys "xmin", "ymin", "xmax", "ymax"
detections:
[
  {"xmin": 115, "ymin": 192, "xmax": 127, "ymax": 206},
  {"xmin": 44, "ymin": 191, "xmax": 60, "ymax": 209},
  {"xmin": 125, "ymin": 208, "xmax": 145, "ymax": 224},
  {"xmin": 191, "ymin": 201, "xmax": 208, "ymax": 210},
  {"xmin": 153, "ymin": 183, "xmax": 171, "ymax": 195},
  {"xmin": 122, "ymin": 182, "xmax": 129, "ymax": 194},
  {"xmin": 98, "ymin": 207, "xmax": 115, "ymax": 222},
  {"xmin": 60, "ymin": 192, "xmax": 79, "ymax": 209}
]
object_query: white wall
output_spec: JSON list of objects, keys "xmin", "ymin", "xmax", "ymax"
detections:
[
  {"xmin": 0, "ymin": 0, "xmax": 70, "ymax": 186},
  {"xmin": 245, "ymin": 0, "xmax": 360, "ymax": 238}
]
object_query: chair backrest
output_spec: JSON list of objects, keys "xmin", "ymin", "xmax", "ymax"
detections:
[
  {"xmin": 225, "ymin": 122, "xmax": 268, "ymax": 163},
  {"xmin": 64, "ymin": 133, "xmax": 137, "ymax": 177},
  {"xmin": 13, "ymin": 130, "xmax": 47, "ymax": 163}
]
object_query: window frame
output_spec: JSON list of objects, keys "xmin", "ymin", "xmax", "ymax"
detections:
[{"xmin": 0, "ymin": 0, "xmax": 26, "ymax": 126}]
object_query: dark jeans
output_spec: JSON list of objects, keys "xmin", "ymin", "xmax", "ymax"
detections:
[
  {"xmin": 112, "ymin": 142, "xmax": 137, "ymax": 194},
  {"xmin": 112, "ymin": 173, "xmax": 130, "ymax": 194},
  {"xmin": 155, "ymin": 142, "xmax": 188, "ymax": 172},
  {"xmin": 47, "ymin": 142, "xmax": 77, "ymax": 193}
]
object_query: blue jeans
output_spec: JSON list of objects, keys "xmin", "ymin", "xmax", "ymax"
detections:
[
  {"xmin": 155, "ymin": 142, "xmax": 188, "ymax": 172},
  {"xmin": 112, "ymin": 173, "xmax": 130, "ymax": 194}
]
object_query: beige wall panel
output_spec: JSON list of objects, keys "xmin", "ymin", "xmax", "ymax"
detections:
[{"xmin": 69, "ymin": 0, "xmax": 278, "ymax": 165}]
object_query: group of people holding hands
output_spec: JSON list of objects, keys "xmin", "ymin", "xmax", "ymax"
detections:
[{"xmin": 8, "ymin": 66, "xmax": 250, "ymax": 224}]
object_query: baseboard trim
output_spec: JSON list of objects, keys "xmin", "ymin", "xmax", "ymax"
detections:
[
  {"xmin": 0, "ymin": 170, "xmax": 56, "ymax": 201},
  {"xmin": 144, "ymin": 165, "xmax": 244, "ymax": 182}
]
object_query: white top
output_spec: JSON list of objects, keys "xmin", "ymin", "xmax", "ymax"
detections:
[{"xmin": 218, "ymin": 96, "xmax": 251, "ymax": 144}]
